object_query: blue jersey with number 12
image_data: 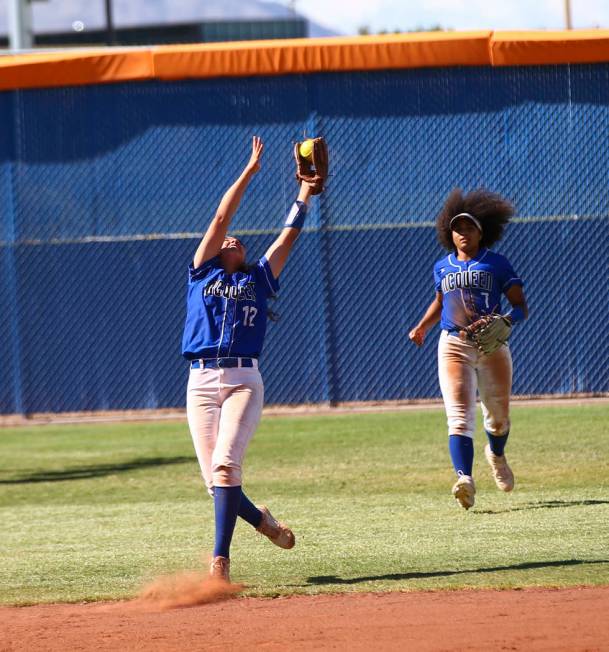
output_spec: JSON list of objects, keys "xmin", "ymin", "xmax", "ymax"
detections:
[
  {"xmin": 181, "ymin": 256, "xmax": 279, "ymax": 360},
  {"xmin": 434, "ymin": 248, "xmax": 523, "ymax": 332}
]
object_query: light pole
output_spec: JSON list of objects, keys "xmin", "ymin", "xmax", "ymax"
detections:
[
  {"xmin": 564, "ymin": 0, "xmax": 573, "ymax": 30},
  {"xmin": 104, "ymin": 0, "xmax": 116, "ymax": 45},
  {"xmin": 8, "ymin": 0, "xmax": 33, "ymax": 50}
]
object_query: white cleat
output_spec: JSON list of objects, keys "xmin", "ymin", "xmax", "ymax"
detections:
[
  {"xmin": 485, "ymin": 444, "xmax": 515, "ymax": 492},
  {"xmin": 256, "ymin": 505, "xmax": 296, "ymax": 549},
  {"xmin": 452, "ymin": 474, "xmax": 476, "ymax": 510}
]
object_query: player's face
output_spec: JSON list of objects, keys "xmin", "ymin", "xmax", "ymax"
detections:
[
  {"xmin": 220, "ymin": 237, "xmax": 246, "ymax": 273},
  {"xmin": 451, "ymin": 219, "xmax": 482, "ymax": 253}
]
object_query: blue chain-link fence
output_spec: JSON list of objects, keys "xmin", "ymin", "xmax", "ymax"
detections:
[{"xmin": 1, "ymin": 64, "xmax": 608, "ymax": 414}]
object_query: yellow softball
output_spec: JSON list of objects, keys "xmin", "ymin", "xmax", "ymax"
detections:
[{"xmin": 299, "ymin": 139, "xmax": 314, "ymax": 160}]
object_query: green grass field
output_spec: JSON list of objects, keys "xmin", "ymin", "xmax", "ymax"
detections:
[{"xmin": 1, "ymin": 404, "xmax": 608, "ymax": 605}]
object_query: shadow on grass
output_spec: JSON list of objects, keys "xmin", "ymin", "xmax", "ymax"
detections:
[
  {"xmin": 306, "ymin": 558, "xmax": 609, "ymax": 586},
  {"xmin": 476, "ymin": 499, "xmax": 609, "ymax": 515},
  {"xmin": 0, "ymin": 456, "xmax": 193, "ymax": 484}
]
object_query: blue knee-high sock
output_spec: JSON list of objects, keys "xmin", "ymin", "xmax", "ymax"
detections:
[
  {"xmin": 238, "ymin": 490, "xmax": 262, "ymax": 528},
  {"xmin": 213, "ymin": 486, "xmax": 242, "ymax": 558},
  {"xmin": 449, "ymin": 435, "xmax": 474, "ymax": 477},
  {"xmin": 486, "ymin": 431, "xmax": 509, "ymax": 457}
]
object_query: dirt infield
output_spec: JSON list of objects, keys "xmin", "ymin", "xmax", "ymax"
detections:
[{"xmin": 2, "ymin": 587, "xmax": 608, "ymax": 651}]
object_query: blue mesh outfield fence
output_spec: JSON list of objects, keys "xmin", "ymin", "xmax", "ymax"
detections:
[{"xmin": 0, "ymin": 64, "xmax": 608, "ymax": 414}]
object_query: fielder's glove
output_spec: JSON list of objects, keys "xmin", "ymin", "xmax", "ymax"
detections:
[
  {"xmin": 294, "ymin": 137, "xmax": 329, "ymax": 195},
  {"xmin": 462, "ymin": 314, "xmax": 512, "ymax": 355}
]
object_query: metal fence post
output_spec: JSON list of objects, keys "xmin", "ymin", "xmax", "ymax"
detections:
[
  {"xmin": 4, "ymin": 92, "xmax": 25, "ymax": 414},
  {"xmin": 8, "ymin": 0, "xmax": 33, "ymax": 50},
  {"xmin": 304, "ymin": 102, "xmax": 340, "ymax": 406}
]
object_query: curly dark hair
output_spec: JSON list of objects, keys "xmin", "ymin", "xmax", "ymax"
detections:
[{"xmin": 436, "ymin": 188, "xmax": 514, "ymax": 251}]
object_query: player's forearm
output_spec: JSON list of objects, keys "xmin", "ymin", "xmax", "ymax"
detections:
[
  {"xmin": 418, "ymin": 299, "xmax": 442, "ymax": 330},
  {"xmin": 296, "ymin": 182, "xmax": 313, "ymax": 206},
  {"xmin": 504, "ymin": 286, "xmax": 529, "ymax": 322},
  {"xmin": 506, "ymin": 299, "xmax": 528, "ymax": 323},
  {"xmin": 192, "ymin": 168, "xmax": 255, "ymax": 268},
  {"xmin": 265, "ymin": 184, "xmax": 312, "ymax": 277},
  {"xmin": 215, "ymin": 167, "xmax": 256, "ymax": 225}
]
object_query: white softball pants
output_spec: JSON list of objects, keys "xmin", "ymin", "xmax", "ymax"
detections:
[
  {"xmin": 438, "ymin": 330, "xmax": 512, "ymax": 439},
  {"xmin": 186, "ymin": 365, "xmax": 264, "ymax": 495}
]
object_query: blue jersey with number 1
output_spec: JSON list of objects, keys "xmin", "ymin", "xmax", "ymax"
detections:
[
  {"xmin": 434, "ymin": 248, "xmax": 523, "ymax": 332},
  {"xmin": 181, "ymin": 256, "xmax": 279, "ymax": 360}
]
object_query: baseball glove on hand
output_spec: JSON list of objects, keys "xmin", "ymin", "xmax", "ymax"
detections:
[
  {"xmin": 294, "ymin": 137, "xmax": 329, "ymax": 195},
  {"xmin": 462, "ymin": 314, "xmax": 512, "ymax": 355}
]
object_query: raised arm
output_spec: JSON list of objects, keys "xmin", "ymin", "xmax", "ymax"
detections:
[
  {"xmin": 264, "ymin": 182, "xmax": 314, "ymax": 278},
  {"xmin": 192, "ymin": 136, "xmax": 264, "ymax": 269},
  {"xmin": 409, "ymin": 292, "xmax": 443, "ymax": 347}
]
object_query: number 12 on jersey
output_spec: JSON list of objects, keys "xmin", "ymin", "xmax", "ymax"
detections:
[{"xmin": 243, "ymin": 305, "xmax": 258, "ymax": 327}]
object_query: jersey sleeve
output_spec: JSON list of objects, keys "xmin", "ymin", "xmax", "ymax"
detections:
[
  {"xmin": 433, "ymin": 261, "xmax": 443, "ymax": 293},
  {"xmin": 188, "ymin": 256, "xmax": 221, "ymax": 283},
  {"xmin": 499, "ymin": 256, "xmax": 524, "ymax": 293},
  {"xmin": 254, "ymin": 256, "xmax": 280, "ymax": 298}
]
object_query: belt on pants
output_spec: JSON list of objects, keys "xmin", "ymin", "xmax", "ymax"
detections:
[{"xmin": 190, "ymin": 357, "xmax": 257, "ymax": 369}]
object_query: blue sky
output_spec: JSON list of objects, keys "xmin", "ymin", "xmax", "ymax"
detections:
[
  {"xmin": 1, "ymin": 0, "xmax": 606, "ymax": 38},
  {"xmin": 292, "ymin": 0, "xmax": 609, "ymax": 34}
]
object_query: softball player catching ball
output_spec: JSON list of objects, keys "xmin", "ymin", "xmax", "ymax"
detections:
[
  {"xmin": 409, "ymin": 189, "xmax": 528, "ymax": 510},
  {"xmin": 181, "ymin": 136, "xmax": 328, "ymax": 581}
]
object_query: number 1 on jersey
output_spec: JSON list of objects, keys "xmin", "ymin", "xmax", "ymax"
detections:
[{"xmin": 243, "ymin": 305, "xmax": 258, "ymax": 327}]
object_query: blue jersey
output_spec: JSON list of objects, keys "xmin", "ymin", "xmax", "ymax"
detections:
[
  {"xmin": 434, "ymin": 248, "xmax": 523, "ymax": 332},
  {"xmin": 181, "ymin": 255, "xmax": 279, "ymax": 360}
]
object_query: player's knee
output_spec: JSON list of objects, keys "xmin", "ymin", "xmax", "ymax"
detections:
[
  {"xmin": 212, "ymin": 464, "xmax": 242, "ymax": 487},
  {"xmin": 447, "ymin": 417, "xmax": 474, "ymax": 438},
  {"xmin": 485, "ymin": 416, "xmax": 510, "ymax": 437},
  {"xmin": 198, "ymin": 471, "xmax": 215, "ymax": 497}
]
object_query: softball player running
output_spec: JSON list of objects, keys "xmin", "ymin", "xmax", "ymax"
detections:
[
  {"xmin": 409, "ymin": 189, "xmax": 528, "ymax": 510},
  {"xmin": 182, "ymin": 136, "xmax": 328, "ymax": 581}
]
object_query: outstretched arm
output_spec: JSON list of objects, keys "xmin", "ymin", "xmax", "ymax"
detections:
[
  {"xmin": 265, "ymin": 182, "xmax": 313, "ymax": 278},
  {"xmin": 409, "ymin": 293, "xmax": 443, "ymax": 346},
  {"xmin": 192, "ymin": 136, "xmax": 264, "ymax": 269}
]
